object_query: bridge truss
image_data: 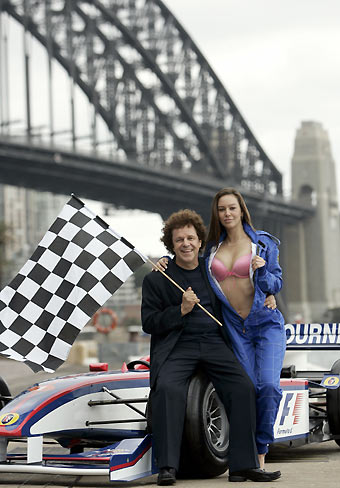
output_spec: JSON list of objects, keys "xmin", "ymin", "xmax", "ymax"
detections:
[{"xmin": 0, "ymin": 0, "xmax": 282, "ymax": 196}]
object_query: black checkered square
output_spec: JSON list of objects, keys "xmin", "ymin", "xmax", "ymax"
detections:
[
  {"xmin": 53, "ymin": 259, "xmax": 72, "ymax": 278},
  {"xmin": 72, "ymin": 230, "xmax": 94, "ymax": 248},
  {"xmin": 0, "ymin": 196, "xmax": 146, "ymax": 372},
  {"xmin": 32, "ymin": 288, "xmax": 53, "ymax": 308},
  {"xmin": 49, "ymin": 217, "xmax": 68, "ymax": 235},
  {"xmin": 74, "ymin": 250, "xmax": 97, "ymax": 270},
  {"xmin": 7, "ymin": 274, "xmax": 25, "ymax": 291}
]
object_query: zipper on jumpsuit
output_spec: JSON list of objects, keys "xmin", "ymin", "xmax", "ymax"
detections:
[{"xmin": 240, "ymin": 247, "xmax": 260, "ymax": 335}]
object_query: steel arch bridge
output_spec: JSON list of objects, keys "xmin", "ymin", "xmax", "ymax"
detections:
[{"xmin": 0, "ymin": 0, "xmax": 283, "ymax": 197}]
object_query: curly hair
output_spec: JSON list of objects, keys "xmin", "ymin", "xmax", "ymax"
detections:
[{"xmin": 161, "ymin": 209, "xmax": 206, "ymax": 254}]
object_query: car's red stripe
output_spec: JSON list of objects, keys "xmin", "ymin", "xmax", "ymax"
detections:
[
  {"xmin": 1, "ymin": 372, "xmax": 149, "ymax": 436},
  {"xmin": 110, "ymin": 444, "xmax": 150, "ymax": 472},
  {"xmin": 280, "ymin": 379, "xmax": 308, "ymax": 386}
]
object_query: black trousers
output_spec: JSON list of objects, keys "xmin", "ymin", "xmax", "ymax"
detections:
[{"xmin": 151, "ymin": 336, "xmax": 259, "ymax": 473}]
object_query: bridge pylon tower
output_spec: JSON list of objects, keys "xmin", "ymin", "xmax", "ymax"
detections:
[{"xmin": 286, "ymin": 121, "xmax": 340, "ymax": 322}]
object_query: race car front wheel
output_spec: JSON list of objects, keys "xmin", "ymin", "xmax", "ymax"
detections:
[
  {"xmin": 178, "ymin": 371, "xmax": 229, "ymax": 478},
  {"xmin": 326, "ymin": 359, "xmax": 340, "ymax": 447},
  {"xmin": 0, "ymin": 376, "xmax": 11, "ymax": 409}
]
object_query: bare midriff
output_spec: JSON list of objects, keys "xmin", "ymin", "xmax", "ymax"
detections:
[{"xmin": 219, "ymin": 276, "xmax": 254, "ymax": 319}]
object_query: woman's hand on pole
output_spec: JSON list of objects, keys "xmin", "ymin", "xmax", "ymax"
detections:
[{"xmin": 153, "ymin": 257, "xmax": 169, "ymax": 272}]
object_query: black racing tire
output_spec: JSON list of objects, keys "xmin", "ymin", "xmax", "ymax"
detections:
[
  {"xmin": 326, "ymin": 359, "xmax": 340, "ymax": 447},
  {"xmin": 178, "ymin": 371, "xmax": 229, "ymax": 478},
  {"xmin": 0, "ymin": 376, "xmax": 12, "ymax": 410}
]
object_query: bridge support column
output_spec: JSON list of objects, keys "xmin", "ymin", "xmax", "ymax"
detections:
[{"xmin": 286, "ymin": 121, "xmax": 340, "ymax": 322}]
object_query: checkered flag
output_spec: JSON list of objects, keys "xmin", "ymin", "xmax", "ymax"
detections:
[{"xmin": 0, "ymin": 196, "xmax": 147, "ymax": 372}]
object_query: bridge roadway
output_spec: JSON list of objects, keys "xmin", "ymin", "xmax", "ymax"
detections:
[
  {"xmin": 0, "ymin": 358, "xmax": 339, "ymax": 487},
  {"xmin": 0, "ymin": 137, "xmax": 313, "ymax": 223}
]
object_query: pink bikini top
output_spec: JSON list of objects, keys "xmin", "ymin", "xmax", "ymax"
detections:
[{"xmin": 211, "ymin": 253, "xmax": 251, "ymax": 281}]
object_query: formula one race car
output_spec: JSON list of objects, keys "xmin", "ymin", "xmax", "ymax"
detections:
[{"xmin": 0, "ymin": 323, "xmax": 339, "ymax": 482}]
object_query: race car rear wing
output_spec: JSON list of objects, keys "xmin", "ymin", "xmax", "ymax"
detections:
[
  {"xmin": 283, "ymin": 323, "xmax": 340, "ymax": 381},
  {"xmin": 285, "ymin": 323, "xmax": 340, "ymax": 350}
]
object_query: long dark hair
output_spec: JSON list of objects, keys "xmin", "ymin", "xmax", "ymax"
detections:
[{"xmin": 206, "ymin": 188, "xmax": 254, "ymax": 246}]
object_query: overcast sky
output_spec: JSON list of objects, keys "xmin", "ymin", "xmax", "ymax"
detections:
[
  {"xmin": 107, "ymin": 0, "xmax": 340, "ymax": 255},
  {"xmin": 164, "ymin": 0, "xmax": 340, "ymax": 195}
]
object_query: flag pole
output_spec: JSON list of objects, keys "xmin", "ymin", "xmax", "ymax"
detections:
[{"xmin": 146, "ymin": 258, "xmax": 223, "ymax": 327}]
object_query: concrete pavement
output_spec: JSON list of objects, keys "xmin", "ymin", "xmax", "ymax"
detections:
[
  {"xmin": 1, "ymin": 443, "xmax": 340, "ymax": 488},
  {"xmin": 0, "ymin": 358, "xmax": 340, "ymax": 487}
]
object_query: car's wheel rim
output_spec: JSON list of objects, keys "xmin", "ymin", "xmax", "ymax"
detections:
[{"xmin": 203, "ymin": 385, "xmax": 229, "ymax": 455}]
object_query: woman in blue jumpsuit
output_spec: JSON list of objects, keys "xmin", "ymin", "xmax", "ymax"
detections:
[{"xmin": 205, "ymin": 187, "xmax": 286, "ymax": 466}]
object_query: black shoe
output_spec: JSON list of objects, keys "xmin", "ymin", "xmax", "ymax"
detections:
[
  {"xmin": 229, "ymin": 468, "xmax": 281, "ymax": 482},
  {"xmin": 157, "ymin": 467, "xmax": 176, "ymax": 485}
]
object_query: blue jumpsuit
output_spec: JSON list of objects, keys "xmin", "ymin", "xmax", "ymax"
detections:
[{"xmin": 205, "ymin": 223, "xmax": 286, "ymax": 455}]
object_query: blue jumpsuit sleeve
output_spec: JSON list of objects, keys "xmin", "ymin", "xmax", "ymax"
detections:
[
  {"xmin": 141, "ymin": 273, "xmax": 184, "ymax": 336},
  {"xmin": 256, "ymin": 240, "xmax": 283, "ymax": 294}
]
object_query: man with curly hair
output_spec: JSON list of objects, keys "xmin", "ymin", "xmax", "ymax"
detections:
[{"xmin": 141, "ymin": 209, "xmax": 281, "ymax": 485}]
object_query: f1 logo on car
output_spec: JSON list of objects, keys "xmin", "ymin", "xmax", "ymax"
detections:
[
  {"xmin": 279, "ymin": 393, "xmax": 303, "ymax": 426},
  {"xmin": 274, "ymin": 387, "xmax": 309, "ymax": 439}
]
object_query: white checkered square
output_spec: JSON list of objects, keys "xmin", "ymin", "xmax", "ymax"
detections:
[
  {"xmin": 48, "ymin": 317, "xmax": 66, "ymax": 337},
  {"xmin": 21, "ymin": 302, "xmax": 44, "ymax": 323},
  {"xmin": 45, "ymin": 295, "xmax": 65, "ymax": 315},
  {"xmin": 88, "ymin": 282, "xmax": 112, "ymax": 305},
  {"xmin": 67, "ymin": 307, "xmax": 90, "ymax": 328},
  {"xmin": 112, "ymin": 259, "xmax": 135, "ymax": 282},
  {"xmin": 83, "ymin": 238, "xmax": 107, "ymax": 257},
  {"xmin": 82, "ymin": 219, "xmax": 105, "ymax": 238},
  {"xmin": 111, "ymin": 239, "xmax": 132, "ymax": 258},
  {"xmin": 87, "ymin": 259, "xmax": 110, "ymax": 281},
  {"xmin": 19, "ymin": 260, "xmax": 36, "ymax": 277},
  {"xmin": 66, "ymin": 286, "xmax": 87, "ymax": 306},
  {"xmin": 64, "ymin": 263, "xmax": 87, "ymax": 284},
  {"xmin": 42, "ymin": 274, "xmax": 64, "ymax": 293},
  {"xmin": 50, "ymin": 338, "xmax": 71, "ymax": 361},
  {"xmin": 23, "ymin": 325, "xmax": 46, "ymax": 345},
  {"xmin": 0, "ymin": 329, "xmax": 21, "ymax": 348},
  {"xmin": 26, "ymin": 347, "xmax": 49, "ymax": 364},
  {"xmin": 39, "ymin": 230, "xmax": 59, "ymax": 249},
  {"xmin": 38, "ymin": 249, "xmax": 64, "ymax": 272},
  {"xmin": 0, "ymin": 307, "xmax": 18, "ymax": 328},
  {"xmin": 63, "ymin": 242, "xmax": 83, "ymax": 262},
  {"xmin": 17, "ymin": 278, "xmax": 40, "ymax": 300},
  {"xmin": 0, "ymin": 287, "xmax": 16, "ymax": 306},
  {"xmin": 58, "ymin": 222, "xmax": 82, "ymax": 241},
  {"xmin": 58, "ymin": 203, "xmax": 79, "ymax": 221}
]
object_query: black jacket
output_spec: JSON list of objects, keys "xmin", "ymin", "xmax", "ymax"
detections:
[{"xmin": 141, "ymin": 257, "xmax": 231, "ymax": 388}]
